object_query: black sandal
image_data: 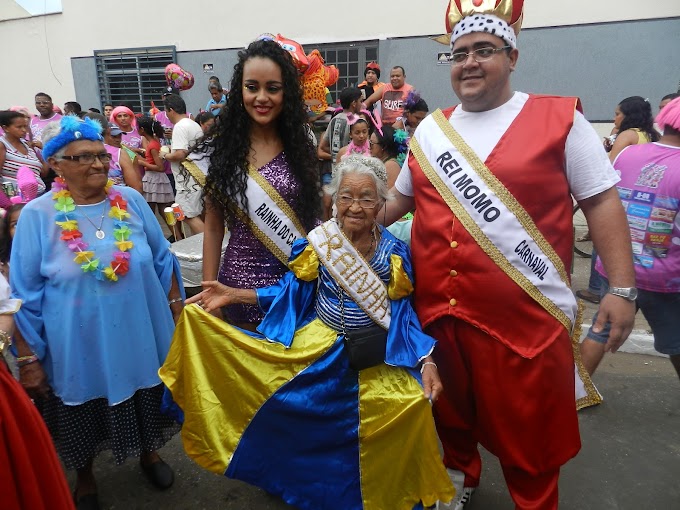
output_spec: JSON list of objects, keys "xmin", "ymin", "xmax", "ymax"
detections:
[{"xmin": 140, "ymin": 458, "xmax": 175, "ymax": 490}]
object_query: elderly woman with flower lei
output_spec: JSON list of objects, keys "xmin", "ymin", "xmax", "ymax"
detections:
[{"xmin": 10, "ymin": 115, "xmax": 184, "ymax": 510}]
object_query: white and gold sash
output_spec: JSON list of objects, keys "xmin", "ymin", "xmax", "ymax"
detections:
[
  {"xmin": 411, "ymin": 109, "xmax": 577, "ymax": 332},
  {"xmin": 234, "ymin": 166, "xmax": 306, "ymax": 265},
  {"xmin": 308, "ymin": 220, "xmax": 390, "ymax": 330}
]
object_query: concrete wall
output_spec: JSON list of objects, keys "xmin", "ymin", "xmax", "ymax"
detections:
[
  {"xmin": 2, "ymin": 0, "xmax": 679, "ymax": 108},
  {"xmin": 176, "ymin": 50, "xmax": 241, "ymax": 115},
  {"xmin": 513, "ymin": 18, "xmax": 680, "ymax": 120},
  {"xmin": 70, "ymin": 57, "xmax": 98, "ymax": 111}
]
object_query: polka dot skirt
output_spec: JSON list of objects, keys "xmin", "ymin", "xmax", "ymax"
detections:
[{"xmin": 37, "ymin": 384, "xmax": 180, "ymax": 470}]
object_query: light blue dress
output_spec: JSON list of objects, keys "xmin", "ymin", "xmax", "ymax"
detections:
[{"xmin": 11, "ymin": 186, "xmax": 183, "ymax": 406}]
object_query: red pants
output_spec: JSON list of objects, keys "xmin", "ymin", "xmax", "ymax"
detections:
[
  {"xmin": 0, "ymin": 363, "xmax": 73, "ymax": 510},
  {"xmin": 428, "ymin": 317, "xmax": 581, "ymax": 510}
]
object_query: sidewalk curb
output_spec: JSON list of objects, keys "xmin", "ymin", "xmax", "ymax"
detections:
[{"xmin": 581, "ymin": 323, "xmax": 666, "ymax": 358}]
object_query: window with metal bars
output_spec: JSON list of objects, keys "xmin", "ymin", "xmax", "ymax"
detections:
[
  {"xmin": 306, "ymin": 42, "xmax": 378, "ymax": 105},
  {"xmin": 95, "ymin": 46, "xmax": 176, "ymax": 114}
]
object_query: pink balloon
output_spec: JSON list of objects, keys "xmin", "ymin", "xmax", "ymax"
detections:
[{"xmin": 164, "ymin": 64, "xmax": 194, "ymax": 91}]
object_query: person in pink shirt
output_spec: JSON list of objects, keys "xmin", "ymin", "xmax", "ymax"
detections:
[
  {"xmin": 581, "ymin": 97, "xmax": 680, "ymax": 380},
  {"xmin": 29, "ymin": 93, "xmax": 62, "ymax": 149},
  {"xmin": 110, "ymin": 106, "xmax": 144, "ymax": 154}
]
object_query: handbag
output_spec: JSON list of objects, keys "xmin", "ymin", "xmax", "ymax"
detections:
[
  {"xmin": 343, "ymin": 324, "xmax": 388, "ymax": 371},
  {"xmin": 337, "ymin": 286, "xmax": 387, "ymax": 371}
]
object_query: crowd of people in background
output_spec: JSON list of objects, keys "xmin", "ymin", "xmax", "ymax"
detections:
[{"xmin": 0, "ymin": 62, "xmax": 429, "ymax": 245}]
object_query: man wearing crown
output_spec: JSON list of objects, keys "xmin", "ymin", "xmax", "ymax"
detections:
[{"xmin": 382, "ymin": 1, "xmax": 637, "ymax": 508}]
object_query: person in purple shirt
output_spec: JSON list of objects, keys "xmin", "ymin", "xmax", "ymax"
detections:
[
  {"xmin": 582, "ymin": 97, "xmax": 680, "ymax": 381},
  {"xmin": 200, "ymin": 39, "xmax": 321, "ymax": 329}
]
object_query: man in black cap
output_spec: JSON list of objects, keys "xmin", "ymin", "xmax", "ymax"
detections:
[{"xmin": 358, "ymin": 62, "xmax": 384, "ymax": 112}]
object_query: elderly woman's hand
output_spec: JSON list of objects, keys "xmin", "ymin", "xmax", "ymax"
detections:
[
  {"xmin": 187, "ymin": 281, "xmax": 246, "ymax": 314},
  {"xmin": 20, "ymin": 362, "xmax": 50, "ymax": 400},
  {"xmin": 421, "ymin": 359, "xmax": 443, "ymax": 403}
]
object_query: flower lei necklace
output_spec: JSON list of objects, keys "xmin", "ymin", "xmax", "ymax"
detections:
[
  {"xmin": 346, "ymin": 140, "xmax": 371, "ymax": 157},
  {"xmin": 52, "ymin": 176, "xmax": 133, "ymax": 282}
]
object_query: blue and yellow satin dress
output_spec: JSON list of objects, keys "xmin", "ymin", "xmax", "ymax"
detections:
[{"xmin": 160, "ymin": 227, "xmax": 455, "ymax": 510}]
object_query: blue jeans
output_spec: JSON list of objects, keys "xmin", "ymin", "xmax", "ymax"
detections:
[
  {"xmin": 587, "ymin": 248, "xmax": 602, "ymax": 293},
  {"xmin": 586, "ymin": 278, "xmax": 680, "ymax": 355}
]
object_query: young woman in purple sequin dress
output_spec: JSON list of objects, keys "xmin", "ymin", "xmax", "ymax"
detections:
[{"xmin": 201, "ymin": 39, "xmax": 320, "ymax": 330}]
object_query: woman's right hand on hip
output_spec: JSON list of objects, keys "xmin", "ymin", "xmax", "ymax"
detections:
[{"xmin": 20, "ymin": 362, "xmax": 50, "ymax": 400}]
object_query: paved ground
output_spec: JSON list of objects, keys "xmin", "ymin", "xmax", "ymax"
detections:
[
  {"xmin": 78, "ymin": 231, "xmax": 677, "ymax": 509},
  {"xmin": 72, "ymin": 351, "xmax": 680, "ymax": 510}
]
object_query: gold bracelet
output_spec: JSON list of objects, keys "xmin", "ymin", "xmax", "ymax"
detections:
[{"xmin": 0, "ymin": 329, "xmax": 10, "ymax": 351}]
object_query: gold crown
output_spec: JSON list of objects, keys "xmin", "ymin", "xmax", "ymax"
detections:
[{"xmin": 434, "ymin": 0, "xmax": 524, "ymax": 45}]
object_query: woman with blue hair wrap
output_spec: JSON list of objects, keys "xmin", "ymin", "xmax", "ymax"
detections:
[{"xmin": 10, "ymin": 115, "xmax": 185, "ymax": 510}]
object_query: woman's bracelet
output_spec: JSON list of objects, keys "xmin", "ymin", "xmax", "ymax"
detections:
[
  {"xmin": 420, "ymin": 361, "xmax": 437, "ymax": 374},
  {"xmin": 168, "ymin": 297, "xmax": 183, "ymax": 306},
  {"xmin": 17, "ymin": 354, "xmax": 39, "ymax": 368},
  {"xmin": 0, "ymin": 329, "xmax": 11, "ymax": 351}
]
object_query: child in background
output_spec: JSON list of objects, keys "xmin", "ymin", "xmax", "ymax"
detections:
[
  {"xmin": 0, "ymin": 203, "xmax": 24, "ymax": 375},
  {"xmin": 0, "ymin": 204, "xmax": 25, "ymax": 280},
  {"xmin": 195, "ymin": 111, "xmax": 215, "ymax": 135},
  {"xmin": 136, "ymin": 117, "xmax": 175, "ymax": 229},
  {"xmin": 335, "ymin": 115, "xmax": 371, "ymax": 162},
  {"xmin": 320, "ymin": 115, "xmax": 373, "ymax": 219}
]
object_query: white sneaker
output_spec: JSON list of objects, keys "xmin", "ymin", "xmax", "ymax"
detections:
[{"xmin": 437, "ymin": 469, "xmax": 476, "ymax": 509}]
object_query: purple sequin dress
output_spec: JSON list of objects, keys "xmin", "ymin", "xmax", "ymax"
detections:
[{"xmin": 218, "ymin": 152, "xmax": 304, "ymax": 324}]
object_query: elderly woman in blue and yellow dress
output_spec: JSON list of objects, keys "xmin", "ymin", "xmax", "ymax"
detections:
[
  {"xmin": 10, "ymin": 115, "xmax": 184, "ymax": 510},
  {"xmin": 160, "ymin": 154, "xmax": 455, "ymax": 510}
]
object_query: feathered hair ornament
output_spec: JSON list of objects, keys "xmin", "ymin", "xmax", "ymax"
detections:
[
  {"xmin": 43, "ymin": 115, "xmax": 104, "ymax": 160},
  {"xmin": 393, "ymin": 129, "xmax": 410, "ymax": 166},
  {"xmin": 404, "ymin": 90, "xmax": 422, "ymax": 113}
]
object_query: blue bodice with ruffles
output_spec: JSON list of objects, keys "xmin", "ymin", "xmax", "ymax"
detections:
[{"xmin": 255, "ymin": 225, "xmax": 435, "ymax": 369}]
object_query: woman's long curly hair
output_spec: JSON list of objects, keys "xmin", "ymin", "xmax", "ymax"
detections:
[
  {"xmin": 618, "ymin": 96, "xmax": 660, "ymax": 142},
  {"xmin": 202, "ymin": 39, "xmax": 320, "ymax": 231}
]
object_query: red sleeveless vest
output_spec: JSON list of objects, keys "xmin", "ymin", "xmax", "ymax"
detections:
[{"xmin": 410, "ymin": 95, "xmax": 579, "ymax": 358}]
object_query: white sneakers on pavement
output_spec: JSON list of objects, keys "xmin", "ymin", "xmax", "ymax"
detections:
[{"xmin": 436, "ymin": 469, "xmax": 476, "ymax": 509}]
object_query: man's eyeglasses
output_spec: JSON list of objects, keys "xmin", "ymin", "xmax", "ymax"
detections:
[
  {"xmin": 448, "ymin": 46, "xmax": 511, "ymax": 66},
  {"xmin": 60, "ymin": 153, "xmax": 113, "ymax": 165},
  {"xmin": 336, "ymin": 195, "xmax": 378, "ymax": 209}
]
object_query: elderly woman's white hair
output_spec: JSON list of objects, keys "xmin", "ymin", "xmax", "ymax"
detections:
[
  {"xmin": 327, "ymin": 155, "xmax": 393, "ymax": 203},
  {"xmin": 40, "ymin": 121, "xmax": 67, "ymax": 159}
]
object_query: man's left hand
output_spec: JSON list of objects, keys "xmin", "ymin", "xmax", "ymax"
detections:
[{"xmin": 591, "ymin": 294, "xmax": 635, "ymax": 353}]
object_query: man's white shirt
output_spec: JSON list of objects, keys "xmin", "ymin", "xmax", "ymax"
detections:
[{"xmin": 395, "ymin": 92, "xmax": 619, "ymax": 201}]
